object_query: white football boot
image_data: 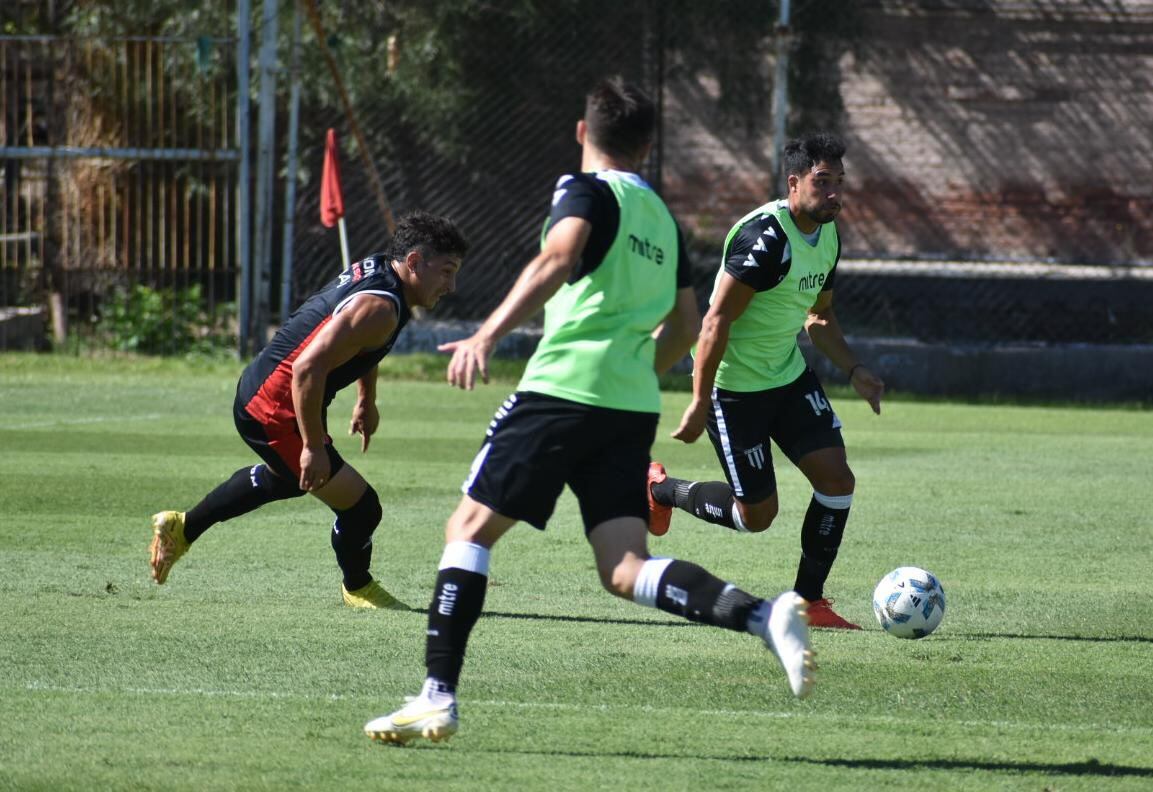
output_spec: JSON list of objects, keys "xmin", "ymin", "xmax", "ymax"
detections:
[
  {"xmin": 365, "ymin": 697, "xmax": 459, "ymax": 745},
  {"xmin": 762, "ymin": 591, "xmax": 817, "ymax": 699}
]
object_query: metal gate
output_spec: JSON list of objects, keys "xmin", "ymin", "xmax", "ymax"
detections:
[{"xmin": 0, "ymin": 5, "xmax": 243, "ymax": 353}]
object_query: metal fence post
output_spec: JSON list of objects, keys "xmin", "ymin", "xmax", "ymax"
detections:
[
  {"xmin": 771, "ymin": 0, "xmax": 792, "ymax": 197},
  {"xmin": 252, "ymin": 0, "xmax": 279, "ymax": 351},
  {"xmin": 280, "ymin": 0, "xmax": 303, "ymax": 325},
  {"xmin": 236, "ymin": 0, "xmax": 254, "ymax": 357}
]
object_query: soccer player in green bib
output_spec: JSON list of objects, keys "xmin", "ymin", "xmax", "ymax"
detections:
[
  {"xmin": 649, "ymin": 133, "xmax": 886, "ymax": 630},
  {"xmin": 365, "ymin": 78, "xmax": 816, "ymax": 746}
]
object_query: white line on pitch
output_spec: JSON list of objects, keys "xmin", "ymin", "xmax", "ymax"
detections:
[
  {"xmin": 18, "ymin": 681, "xmax": 1153, "ymax": 736},
  {"xmin": 1, "ymin": 413, "xmax": 166, "ymax": 430}
]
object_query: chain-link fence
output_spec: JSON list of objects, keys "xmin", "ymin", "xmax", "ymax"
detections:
[
  {"xmin": 3, "ymin": 0, "xmax": 1152, "ymax": 356},
  {"xmin": 1, "ymin": 0, "xmax": 239, "ymax": 352},
  {"xmin": 287, "ymin": 0, "xmax": 1153, "ymax": 347},
  {"xmin": 289, "ymin": 1, "xmax": 668, "ymax": 325}
]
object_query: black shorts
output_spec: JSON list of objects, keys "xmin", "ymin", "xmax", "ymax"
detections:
[
  {"xmin": 462, "ymin": 391, "xmax": 658, "ymax": 532},
  {"xmin": 705, "ymin": 368, "xmax": 844, "ymax": 504},
  {"xmin": 232, "ymin": 392, "xmax": 345, "ymax": 485}
]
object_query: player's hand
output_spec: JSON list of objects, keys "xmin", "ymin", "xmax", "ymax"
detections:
[
  {"xmin": 671, "ymin": 398, "xmax": 710, "ymax": 443},
  {"xmin": 438, "ymin": 335, "xmax": 494, "ymax": 390},
  {"xmin": 349, "ymin": 401, "xmax": 380, "ymax": 453},
  {"xmin": 851, "ymin": 365, "xmax": 885, "ymax": 415},
  {"xmin": 299, "ymin": 446, "xmax": 332, "ymax": 491}
]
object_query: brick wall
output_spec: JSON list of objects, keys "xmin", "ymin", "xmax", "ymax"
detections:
[{"xmin": 663, "ymin": 0, "xmax": 1153, "ymax": 266}]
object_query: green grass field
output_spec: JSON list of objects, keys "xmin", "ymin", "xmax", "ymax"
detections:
[{"xmin": 2, "ymin": 353, "xmax": 1151, "ymax": 791}]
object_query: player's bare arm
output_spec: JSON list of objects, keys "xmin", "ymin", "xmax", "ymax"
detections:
[
  {"xmin": 653, "ymin": 287, "xmax": 701, "ymax": 376},
  {"xmin": 350, "ymin": 365, "xmax": 380, "ymax": 453},
  {"xmin": 292, "ymin": 296, "xmax": 399, "ymax": 489},
  {"xmin": 672, "ymin": 273, "xmax": 755, "ymax": 443},
  {"xmin": 805, "ymin": 290, "xmax": 884, "ymax": 414},
  {"xmin": 439, "ymin": 215, "xmax": 590, "ymax": 390}
]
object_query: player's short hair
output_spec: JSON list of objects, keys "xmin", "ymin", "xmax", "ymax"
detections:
[
  {"xmin": 388, "ymin": 210, "xmax": 469, "ymax": 262},
  {"xmin": 782, "ymin": 132, "xmax": 847, "ymax": 177},
  {"xmin": 584, "ymin": 76, "xmax": 656, "ymax": 162}
]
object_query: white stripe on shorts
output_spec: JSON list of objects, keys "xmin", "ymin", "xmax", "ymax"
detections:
[
  {"xmin": 711, "ymin": 387, "xmax": 744, "ymax": 498},
  {"xmin": 461, "ymin": 442, "xmax": 492, "ymax": 495}
]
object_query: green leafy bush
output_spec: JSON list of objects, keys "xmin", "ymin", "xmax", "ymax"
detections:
[{"xmin": 102, "ymin": 284, "xmax": 233, "ymax": 355}]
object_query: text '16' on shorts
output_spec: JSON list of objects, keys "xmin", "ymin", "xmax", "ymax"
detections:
[
  {"xmin": 705, "ymin": 368, "xmax": 844, "ymax": 504},
  {"xmin": 462, "ymin": 391, "xmax": 658, "ymax": 533}
]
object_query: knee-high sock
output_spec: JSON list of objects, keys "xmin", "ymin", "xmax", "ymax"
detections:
[
  {"xmin": 793, "ymin": 492, "xmax": 852, "ymax": 601},
  {"xmin": 632, "ymin": 557, "xmax": 762, "ymax": 632},
  {"xmin": 184, "ymin": 464, "xmax": 304, "ymax": 542},
  {"xmin": 425, "ymin": 541, "xmax": 490, "ymax": 692},
  {"xmin": 652, "ymin": 476, "xmax": 740, "ymax": 530},
  {"xmin": 330, "ymin": 487, "xmax": 382, "ymax": 590}
]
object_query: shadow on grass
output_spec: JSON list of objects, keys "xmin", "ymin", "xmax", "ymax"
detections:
[
  {"xmin": 471, "ymin": 610, "xmax": 1153, "ymax": 643},
  {"xmin": 478, "ymin": 610, "xmax": 700, "ymax": 628},
  {"xmin": 952, "ymin": 632, "xmax": 1153, "ymax": 645},
  {"xmin": 785, "ymin": 756, "xmax": 1153, "ymax": 778},
  {"xmin": 404, "ymin": 745, "xmax": 1153, "ymax": 778}
]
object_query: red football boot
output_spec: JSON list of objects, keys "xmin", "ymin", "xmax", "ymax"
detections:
[
  {"xmin": 647, "ymin": 462, "xmax": 672, "ymax": 537},
  {"xmin": 807, "ymin": 598, "xmax": 862, "ymax": 630}
]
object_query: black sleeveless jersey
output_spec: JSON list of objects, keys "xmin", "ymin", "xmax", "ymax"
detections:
[{"xmin": 238, "ymin": 253, "xmax": 410, "ymax": 422}]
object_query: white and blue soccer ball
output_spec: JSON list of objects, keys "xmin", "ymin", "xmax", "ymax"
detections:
[{"xmin": 872, "ymin": 566, "xmax": 946, "ymax": 639}]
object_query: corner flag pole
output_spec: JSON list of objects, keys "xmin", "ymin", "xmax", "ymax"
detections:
[
  {"xmin": 305, "ymin": 0, "xmax": 397, "ymax": 235},
  {"xmin": 337, "ymin": 216, "xmax": 350, "ymax": 272},
  {"xmin": 320, "ymin": 127, "xmax": 351, "ymax": 271}
]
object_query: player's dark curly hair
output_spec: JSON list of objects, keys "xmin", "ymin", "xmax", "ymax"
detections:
[
  {"xmin": 388, "ymin": 210, "xmax": 469, "ymax": 262},
  {"xmin": 782, "ymin": 132, "xmax": 846, "ymax": 177},
  {"xmin": 584, "ymin": 76, "xmax": 656, "ymax": 163}
]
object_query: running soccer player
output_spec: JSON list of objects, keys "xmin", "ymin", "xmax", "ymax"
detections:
[
  {"xmin": 648, "ymin": 132, "xmax": 885, "ymax": 630},
  {"xmin": 363, "ymin": 77, "xmax": 816, "ymax": 747},
  {"xmin": 148, "ymin": 211, "xmax": 468, "ymax": 609}
]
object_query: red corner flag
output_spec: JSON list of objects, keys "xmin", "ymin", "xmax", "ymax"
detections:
[{"xmin": 320, "ymin": 128, "xmax": 345, "ymax": 228}]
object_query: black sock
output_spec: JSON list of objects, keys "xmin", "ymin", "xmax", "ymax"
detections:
[
  {"xmin": 653, "ymin": 476, "xmax": 736, "ymax": 529},
  {"xmin": 330, "ymin": 487, "xmax": 382, "ymax": 591},
  {"xmin": 184, "ymin": 464, "xmax": 303, "ymax": 542},
  {"xmin": 425, "ymin": 567, "xmax": 487, "ymax": 691},
  {"xmin": 793, "ymin": 494, "xmax": 851, "ymax": 601},
  {"xmin": 652, "ymin": 560, "xmax": 761, "ymax": 632}
]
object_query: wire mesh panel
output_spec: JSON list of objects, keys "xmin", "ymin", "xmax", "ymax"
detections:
[
  {"xmin": 4, "ymin": 0, "xmax": 1151, "ymax": 356},
  {"xmin": 0, "ymin": 4, "xmax": 238, "ymax": 352},
  {"xmin": 289, "ymin": 1, "xmax": 665, "ymax": 321}
]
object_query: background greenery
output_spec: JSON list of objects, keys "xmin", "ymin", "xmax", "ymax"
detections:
[{"xmin": 1, "ymin": 354, "xmax": 1151, "ymax": 790}]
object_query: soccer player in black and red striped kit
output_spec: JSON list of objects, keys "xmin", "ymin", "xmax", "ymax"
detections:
[{"xmin": 149, "ymin": 211, "xmax": 468, "ymax": 608}]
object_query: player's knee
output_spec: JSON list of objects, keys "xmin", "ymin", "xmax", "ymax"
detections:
[
  {"xmin": 334, "ymin": 486, "xmax": 382, "ymax": 540},
  {"xmin": 814, "ymin": 469, "xmax": 855, "ymax": 496},
  {"xmin": 258, "ymin": 464, "xmax": 307, "ymax": 500},
  {"xmin": 738, "ymin": 502, "xmax": 777, "ymax": 532},
  {"xmin": 744, "ymin": 513, "xmax": 775, "ymax": 533},
  {"xmin": 443, "ymin": 498, "xmax": 505, "ymax": 545},
  {"xmin": 820, "ymin": 470, "xmax": 857, "ymax": 495},
  {"xmin": 598, "ymin": 557, "xmax": 643, "ymax": 600},
  {"xmin": 841, "ymin": 469, "xmax": 857, "ymax": 494}
]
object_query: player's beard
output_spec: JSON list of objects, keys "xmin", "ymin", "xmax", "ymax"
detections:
[{"xmin": 809, "ymin": 205, "xmax": 840, "ymax": 224}]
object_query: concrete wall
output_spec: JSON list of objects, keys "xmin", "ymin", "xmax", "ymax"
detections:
[
  {"xmin": 0, "ymin": 307, "xmax": 47, "ymax": 351},
  {"xmin": 391, "ymin": 319, "xmax": 1153, "ymax": 404},
  {"xmin": 653, "ymin": 1, "xmax": 1153, "ymax": 402},
  {"xmin": 662, "ymin": 0, "xmax": 1153, "ymax": 266},
  {"xmin": 805, "ymin": 337, "xmax": 1153, "ymax": 403}
]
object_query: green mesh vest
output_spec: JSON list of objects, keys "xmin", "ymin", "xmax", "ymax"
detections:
[
  {"xmin": 517, "ymin": 171, "xmax": 679, "ymax": 412},
  {"xmin": 710, "ymin": 199, "xmax": 840, "ymax": 391}
]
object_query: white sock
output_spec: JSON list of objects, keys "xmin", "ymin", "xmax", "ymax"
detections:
[
  {"xmin": 632, "ymin": 557, "xmax": 675, "ymax": 607},
  {"xmin": 745, "ymin": 599, "xmax": 772, "ymax": 638},
  {"xmin": 419, "ymin": 677, "xmax": 456, "ymax": 706},
  {"xmin": 732, "ymin": 505, "xmax": 750, "ymax": 533}
]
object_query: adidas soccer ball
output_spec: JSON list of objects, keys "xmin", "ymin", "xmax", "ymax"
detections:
[{"xmin": 872, "ymin": 566, "xmax": 946, "ymax": 639}]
